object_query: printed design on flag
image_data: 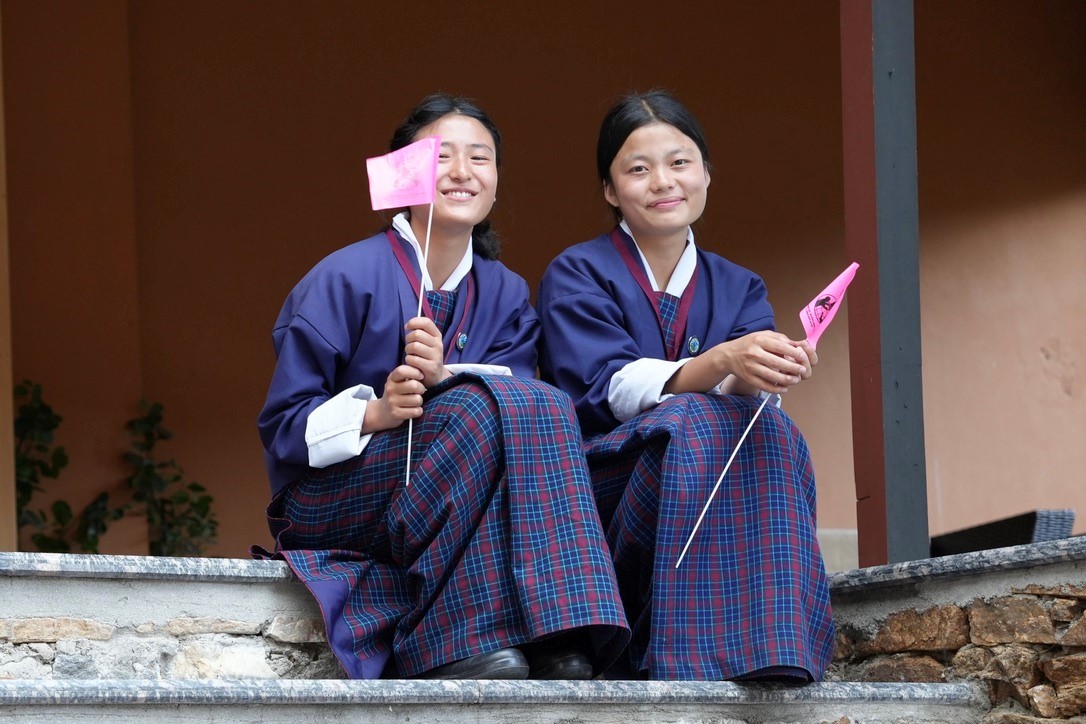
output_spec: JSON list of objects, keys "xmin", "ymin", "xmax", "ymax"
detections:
[
  {"xmin": 366, "ymin": 136, "xmax": 441, "ymax": 211},
  {"xmin": 813, "ymin": 295, "xmax": 836, "ymax": 323}
]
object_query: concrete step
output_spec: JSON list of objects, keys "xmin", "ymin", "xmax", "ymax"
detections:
[
  {"xmin": 7, "ymin": 539, "xmax": 1086, "ymax": 719},
  {"xmin": 0, "ymin": 678, "xmax": 989, "ymax": 723}
]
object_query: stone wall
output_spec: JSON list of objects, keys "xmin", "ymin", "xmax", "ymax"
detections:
[
  {"xmin": 831, "ymin": 585, "xmax": 1086, "ymax": 721},
  {"xmin": 0, "ymin": 614, "xmax": 341, "ymax": 680}
]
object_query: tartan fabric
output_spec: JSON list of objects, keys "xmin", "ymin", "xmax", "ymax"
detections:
[
  {"xmin": 655, "ymin": 292, "xmax": 681, "ymax": 360},
  {"xmin": 585, "ymin": 392, "xmax": 835, "ymax": 680},
  {"xmin": 267, "ymin": 373, "xmax": 630, "ymax": 678},
  {"xmin": 425, "ymin": 290, "xmax": 456, "ymax": 335}
]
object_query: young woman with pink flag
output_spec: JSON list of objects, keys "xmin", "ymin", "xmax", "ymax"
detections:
[
  {"xmin": 257, "ymin": 94, "xmax": 629, "ymax": 681},
  {"xmin": 537, "ymin": 90, "xmax": 835, "ymax": 681}
]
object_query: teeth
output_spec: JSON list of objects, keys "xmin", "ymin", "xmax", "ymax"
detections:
[{"xmin": 444, "ymin": 191, "xmax": 473, "ymax": 198}]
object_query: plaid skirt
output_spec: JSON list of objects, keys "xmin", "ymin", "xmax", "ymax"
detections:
[
  {"xmin": 586, "ymin": 393, "xmax": 834, "ymax": 680},
  {"xmin": 261, "ymin": 374, "xmax": 630, "ymax": 678}
]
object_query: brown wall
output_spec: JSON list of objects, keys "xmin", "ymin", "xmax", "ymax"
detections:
[
  {"xmin": 3, "ymin": 0, "xmax": 147, "ymax": 552},
  {"xmin": 0, "ymin": 6, "xmax": 13, "ymax": 549},
  {"xmin": 2, "ymin": 0, "xmax": 1083, "ymax": 557}
]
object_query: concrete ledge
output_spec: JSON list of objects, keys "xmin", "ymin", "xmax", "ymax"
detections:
[
  {"xmin": 829, "ymin": 536, "xmax": 1086, "ymax": 594},
  {"xmin": 0, "ymin": 679, "xmax": 989, "ymax": 723},
  {"xmin": 0, "ymin": 551, "xmax": 290, "ymax": 583}
]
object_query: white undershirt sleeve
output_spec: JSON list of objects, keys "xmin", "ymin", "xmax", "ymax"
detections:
[
  {"xmin": 305, "ymin": 384, "xmax": 378, "ymax": 468},
  {"xmin": 445, "ymin": 363, "xmax": 511, "ymax": 377},
  {"xmin": 608, "ymin": 357, "xmax": 695, "ymax": 423}
]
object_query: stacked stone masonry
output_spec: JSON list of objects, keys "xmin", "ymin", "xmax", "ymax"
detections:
[
  {"xmin": 831, "ymin": 586, "xmax": 1086, "ymax": 721},
  {"xmin": 0, "ymin": 615, "xmax": 343, "ymax": 681}
]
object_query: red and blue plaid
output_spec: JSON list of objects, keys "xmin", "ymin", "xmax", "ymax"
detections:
[
  {"xmin": 424, "ymin": 290, "xmax": 455, "ymax": 334},
  {"xmin": 586, "ymin": 393, "xmax": 834, "ymax": 680},
  {"xmin": 265, "ymin": 374, "xmax": 630, "ymax": 678}
]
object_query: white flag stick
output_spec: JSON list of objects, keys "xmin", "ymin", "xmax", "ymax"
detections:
[
  {"xmin": 404, "ymin": 201, "xmax": 435, "ymax": 487},
  {"xmin": 675, "ymin": 393, "xmax": 772, "ymax": 568}
]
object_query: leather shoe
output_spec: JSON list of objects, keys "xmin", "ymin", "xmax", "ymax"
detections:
[
  {"xmin": 416, "ymin": 647, "xmax": 529, "ymax": 680},
  {"xmin": 526, "ymin": 649, "xmax": 593, "ymax": 680}
]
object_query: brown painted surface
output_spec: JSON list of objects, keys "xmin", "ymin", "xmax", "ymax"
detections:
[
  {"xmin": 1, "ymin": 0, "xmax": 1083, "ymax": 557},
  {"xmin": 0, "ymin": 6, "xmax": 14, "ymax": 550},
  {"xmin": 840, "ymin": 0, "xmax": 888, "ymax": 566}
]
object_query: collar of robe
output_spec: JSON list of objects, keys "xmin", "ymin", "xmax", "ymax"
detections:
[
  {"xmin": 609, "ymin": 226, "xmax": 699, "ymax": 362},
  {"xmin": 385, "ymin": 228, "xmax": 475, "ymax": 363}
]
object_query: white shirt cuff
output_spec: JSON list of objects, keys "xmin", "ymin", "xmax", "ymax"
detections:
[
  {"xmin": 608, "ymin": 357, "xmax": 694, "ymax": 423},
  {"xmin": 610, "ymin": 363, "xmax": 784, "ymax": 423},
  {"xmin": 305, "ymin": 384, "xmax": 377, "ymax": 468},
  {"xmin": 446, "ymin": 363, "xmax": 511, "ymax": 377}
]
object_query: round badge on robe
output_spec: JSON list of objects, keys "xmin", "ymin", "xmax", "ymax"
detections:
[
  {"xmin": 687, "ymin": 336, "xmax": 701, "ymax": 355},
  {"xmin": 456, "ymin": 332, "xmax": 468, "ymax": 351}
]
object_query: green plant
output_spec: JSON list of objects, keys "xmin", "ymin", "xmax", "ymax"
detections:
[
  {"xmin": 14, "ymin": 380, "xmax": 126, "ymax": 553},
  {"xmin": 13, "ymin": 380, "xmax": 69, "ymax": 531},
  {"xmin": 123, "ymin": 401, "xmax": 218, "ymax": 556}
]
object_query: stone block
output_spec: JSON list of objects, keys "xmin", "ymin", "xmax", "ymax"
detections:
[
  {"xmin": 169, "ymin": 634, "xmax": 278, "ymax": 679},
  {"xmin": 864, "ymin": 605, "xmax": 969, "ymax": 654},
  {"xmin": 970, "ymin": 598, "xmax": 1056, "ymax": 645},
  {"xmin": 165, "ymin": 617, "xmax": 262, "ymax": 636},
  {"xmin": 1041, "ymin": 652, "xmax": 1086, "ymax": 686},
  {"xmin": 858, "ymin": 654, "xmax": 945, "ymax": 683},
  {"xmin": 1013, "ymin": 584, "xmax": 1086, "ymax": 600},
  {"xmin": 1062, "ymin": 615, "xmax": 1086, "ymax": 645},
  {"xmin": 24, "ymin": 643, "xmax": 54, "ymax": 664},
  {"xmin": 8, "ymin": 617, "xmax": 113, "ymax": 643},
  {"xmin": 53, "ymin": 634, "xmax": 179, "ymax": 679},
  {"xmin": 981, "ymin": 644, "xmax": 1041, "ymax": 706},
  {"xmin": 267, "ymin": 645, "xmax": 345, "ymax": 679},
  {"xmin": 265, "ymin": 616, "xmax": 325, "ymax": 644},
  {"xmin": 951, "ymin": 644, "xmax": 994, "ymax": 677},
  {"xmin": 1056, "ymin": 683, "xmax": 1086, "ymax": 717},
  {"xmin": 1027, "ymin": 683, "xmax": 1060, "ymax": 719},
  {"xmin": 0, "ymin": 642, "xmax": 50, "ymax": 679},
  {"xmin": 1047, "ymin": 597, "xmax": 1082, "ymax": 623}
]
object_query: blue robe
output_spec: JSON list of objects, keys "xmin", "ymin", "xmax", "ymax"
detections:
[
  {"xmin": 259, "ymin": 230, "xmax": 538, "ymax": 496},
  {"xmin": 256, "ymin": 229, "xmax": 629, "ymax": 678},
  {"xmin": 537, "ymin": 232, "xmax": 774, "ymax": 436},
  {"xmin": 537, "ymin": 230, "xmax": 835, "ymax": 681}
]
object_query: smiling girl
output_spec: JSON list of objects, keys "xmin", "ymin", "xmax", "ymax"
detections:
[
  {"xmin": 537, "ymin": 91, "xmax": 834, "ymax": 681},
  {"xmin": 258, "ymin": 93, "xmax": 628, "ymax": 681}
]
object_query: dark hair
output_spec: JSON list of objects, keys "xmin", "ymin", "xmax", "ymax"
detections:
[
  {"xmin": 389, "ymin": 93, "xmax": 503, "ymax": 260},
  {"xmin": 596, "ymin": 90, "xmax": 712, "ymax": 222}
]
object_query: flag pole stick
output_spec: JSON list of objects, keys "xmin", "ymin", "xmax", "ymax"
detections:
[
  {"xmin": 675, "ymin": 392, "xmax": 772, "ymax": 568},
  {"xmin": 404, "ymin": 201, "xmax": 435, "ymax": 487}
]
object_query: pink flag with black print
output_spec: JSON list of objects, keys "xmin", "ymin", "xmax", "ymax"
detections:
[
  {"xmin": 365, "ymin": 136, "xmax": 441, "ymax": 211},
  {"xmin": 799, "ymin": 262, "xmax": 859, "ymax": 349}
]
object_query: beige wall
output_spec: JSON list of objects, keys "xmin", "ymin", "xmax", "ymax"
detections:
[
  {"xmin": 1, "ymin": 0, "xmax": 1083, "ymax": 556},
  {"xmin": 915, "ymin": 0, "xmax": 1086, "ymax": 534}
]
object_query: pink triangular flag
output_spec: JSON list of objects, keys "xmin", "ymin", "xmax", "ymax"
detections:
[
  {"xmin": 365, "ymin": 136, "xmax": 440, "ymax": 211},
  {"xmin": 799, "ymin": 262, "xmax": 859, "ymax": 349}
]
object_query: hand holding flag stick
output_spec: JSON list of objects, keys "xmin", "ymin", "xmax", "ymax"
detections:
[
  {"xmin": 366, "ymin": 136, "xmax": 442, "ymax": 486},
  {"xmin": 675, "ymin": 262, "xmax": 860, "ymax": 568}
]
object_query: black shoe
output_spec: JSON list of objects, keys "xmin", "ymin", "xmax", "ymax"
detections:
[
  {"xmin": 415, "ymin": 648, "xmax": 529, "ymax": 680},
  {"xmin": 526, "ymin": 649, "xmax": 594, "ymax": 680}
]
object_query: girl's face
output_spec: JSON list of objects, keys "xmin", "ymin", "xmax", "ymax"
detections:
[
  {"xmin": 408, "ymin": 114, "xmax": 498, "ymax": 236},
  {"xmin": 603, "ymin": 122, "xmax": 710, "ymax": 243}
]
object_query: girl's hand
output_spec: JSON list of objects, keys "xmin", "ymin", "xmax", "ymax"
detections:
[
  {"xmin": 404, "ymin": 316, "xmax": 451, "ymax": 387},
  {"xmin": 720, "ymin": 331, "xmax": 814, "ymax": 394},
  {"xmin": 363, "ymin": 365, "xmax": 426, "ymax": 433}
]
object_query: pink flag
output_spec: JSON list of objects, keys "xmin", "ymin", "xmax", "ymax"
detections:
[
  {"xmin": 365, "ymin": 136, "xmax": 441, "ymax": 211},
  {"xmin": 799, "ymin": 262, "xmax": 860, "ymax": 349}
]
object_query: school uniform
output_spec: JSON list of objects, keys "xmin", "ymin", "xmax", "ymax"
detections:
[
  {"xmin": 537, "ymin": 223, "xmax": 834, "ymax": 680},
  {"xmin": 257, "ymin": 215, "xmax": 629, "ymax": 678}
]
